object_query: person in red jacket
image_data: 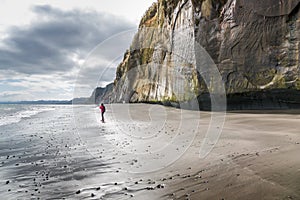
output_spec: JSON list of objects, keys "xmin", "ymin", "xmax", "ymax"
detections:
[{"xmin": 99, "ymin": 103, "xmax": 106, "ymax": 123}]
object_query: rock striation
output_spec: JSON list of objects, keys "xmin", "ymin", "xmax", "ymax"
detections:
[{"xmin": 108, "ymin": 0, "xmax": 300, "ymax": 110}]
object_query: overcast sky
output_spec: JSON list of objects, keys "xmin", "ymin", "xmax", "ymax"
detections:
[{"xmin": 0, "ymin": 0, "xmax": 156, "ymax": 101}]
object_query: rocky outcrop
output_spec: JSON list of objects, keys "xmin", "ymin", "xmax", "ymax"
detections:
[
  {"xmin": 110, "ymin": 0, "xmax": 300, "ymax": 110},
  {"xmin": 89, "ymin": 83, "xmax": 114, "ymax": 104}
]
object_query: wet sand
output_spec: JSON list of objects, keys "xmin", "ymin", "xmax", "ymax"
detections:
[{"xmin": 0, "ymin": 104, "xmax": 299, "ymax": 199}]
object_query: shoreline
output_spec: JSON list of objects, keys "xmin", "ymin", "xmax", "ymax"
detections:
[{"xmin": 0, "ymin": 104, "xmax": 299, "ymax": 199}]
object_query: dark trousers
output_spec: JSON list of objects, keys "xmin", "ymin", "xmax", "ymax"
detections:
[{"xmin": 101, "ymin": 112, "xmax": 105, "ymax": 122}]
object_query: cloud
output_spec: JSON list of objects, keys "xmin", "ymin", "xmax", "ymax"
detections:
[
  {"xmin": 0, "ymin": 5, "xmax": 135, "ymax": 75},
  {"xmin": 0, "ymin": 69, "xmax": 76, "ymax": 101},
  {"xmin": 0, "ymin": 5, "xmax": 138, "ymax": 100},
  {"xmin": 73, "ymin": 28, "xmax": 137, "ymax": 97},
  {"xmin": 0, "ymin": 91, "xmax": 34, "ymax": 101}
]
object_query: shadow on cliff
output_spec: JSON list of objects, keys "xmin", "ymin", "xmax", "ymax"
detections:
[{"xmin": 196, "ymin": 89, "xmax": 300, "ymax": 112}]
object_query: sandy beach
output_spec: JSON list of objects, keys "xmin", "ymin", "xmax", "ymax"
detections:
[
  {"xmin": 140, "ymin": 109, "xmax": 300, "ymax": 200},
  {"xmin": 0, "ymin": 104, "xmax": 299, "ymax": 199}
]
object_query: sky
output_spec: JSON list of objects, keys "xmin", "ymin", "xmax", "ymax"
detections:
[{"xmin": 0, "ymin": 0, "xmax": 156, "ymax": 101}]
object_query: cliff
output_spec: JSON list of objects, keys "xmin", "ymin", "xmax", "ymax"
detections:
[
  {"xmin": 88, "ymin": 83, "xmax": 114, "ymax": 104},
  {"xmin": 110, "ymin": 0, "xmax": 300, "ymax": 110}
]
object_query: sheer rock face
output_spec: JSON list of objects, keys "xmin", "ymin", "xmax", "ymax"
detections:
[
  {"xmin": 112, "ymin": 0, "xmax": 199, "ymax": 105},
  {"xmin": 89, "ymin": 83, "xmax": 114, "ymax": 104},
  {"xmin": 111, "ymin": 0, "xmax": 300, "ymax": 109}
]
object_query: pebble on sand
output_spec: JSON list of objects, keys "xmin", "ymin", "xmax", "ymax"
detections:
[
  {"xmin": 146, "ymin": 186, "xmax": 155, "ymax": 190},
  {"xmin": 157, "ymin": 184, "xmax": 165, "ymax": 189}
]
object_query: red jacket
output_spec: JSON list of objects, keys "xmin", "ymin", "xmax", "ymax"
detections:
[{"xmin": 99, "ymin": 105, "xmax": 105, "ymax": 113}]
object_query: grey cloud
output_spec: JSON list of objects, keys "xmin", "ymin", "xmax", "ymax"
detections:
[
  {"xmin": 0, "ymin": 5, "xmax": 135, "ymax": 75},
  {"xmin": 76, "ymin": 63, "xmax": 117, "ymax": 89}
]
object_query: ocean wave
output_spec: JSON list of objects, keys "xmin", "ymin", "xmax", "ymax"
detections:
[{"xmin": 0, "ymin": 105, "xmax": 55, "ymax": 127}]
